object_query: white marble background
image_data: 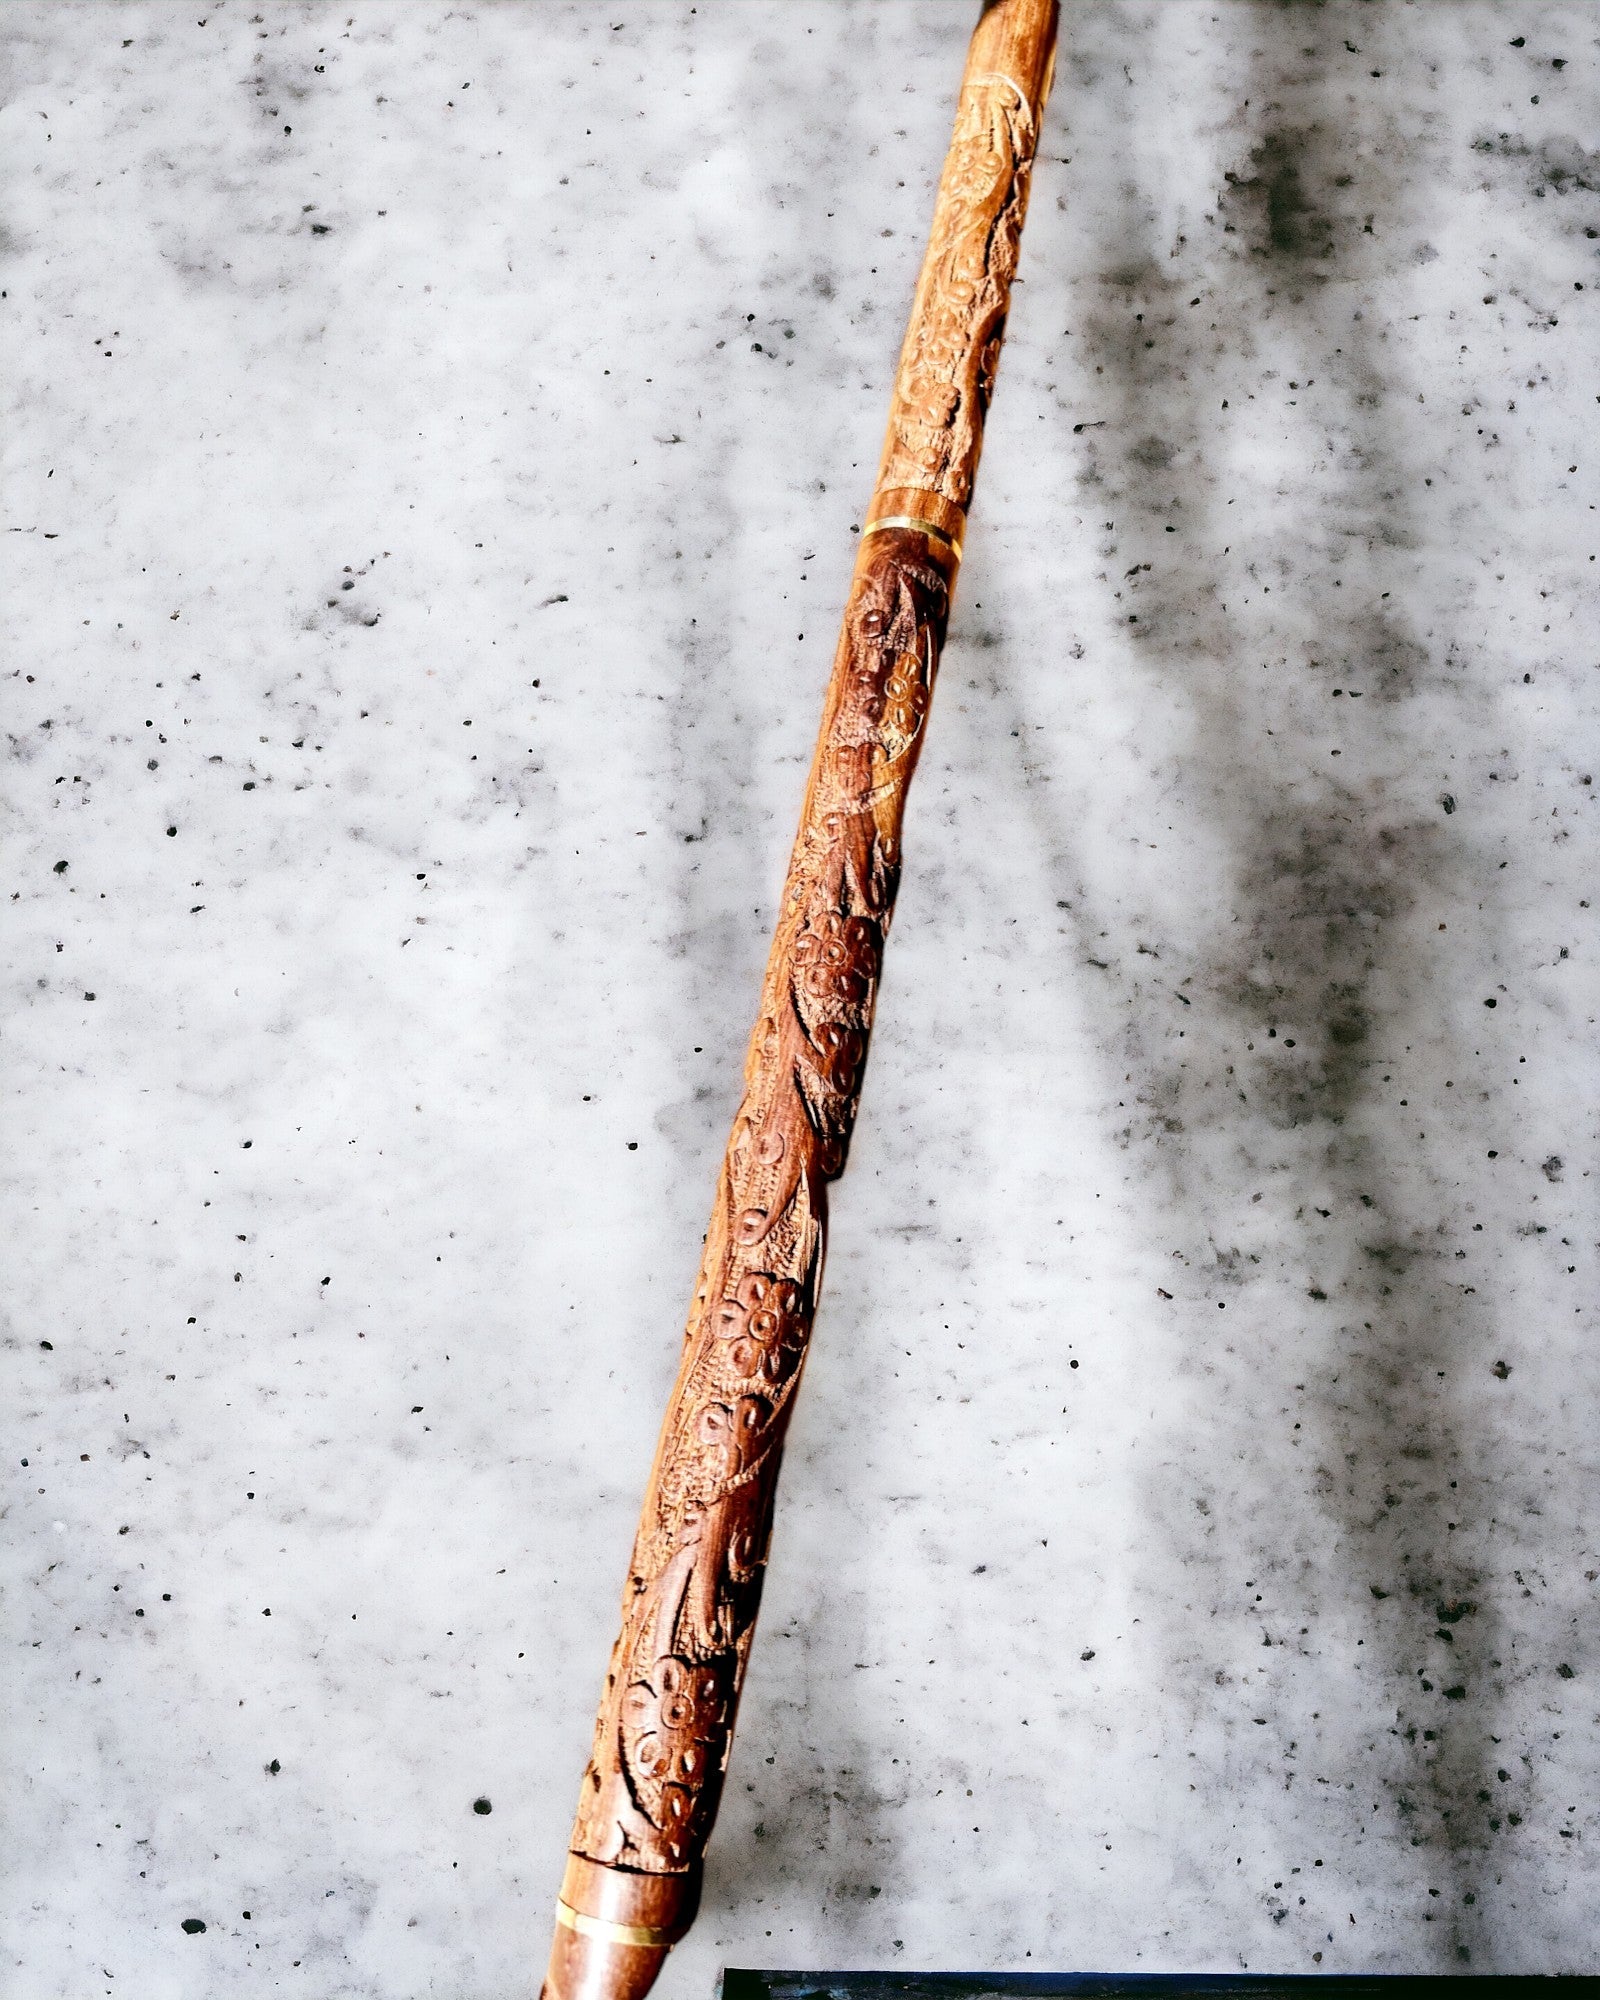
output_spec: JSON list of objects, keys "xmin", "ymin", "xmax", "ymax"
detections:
[{"xmin": 3, "ymin": 2, "xmax": 1597, "ymax": 1993}]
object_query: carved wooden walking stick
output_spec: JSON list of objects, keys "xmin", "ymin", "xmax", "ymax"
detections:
[{"xmin": 542, "ymin": 6, "xmax": 1058, "ymax": 1996}]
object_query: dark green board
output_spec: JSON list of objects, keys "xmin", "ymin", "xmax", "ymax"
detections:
[{"xmin": 721, "ymin": 1974, "xmax": 1598, "ymax": 2000}]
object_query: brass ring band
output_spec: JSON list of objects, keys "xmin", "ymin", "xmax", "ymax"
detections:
[
  {"xmin": 860, "ymin": 514, "xmax": 963, "ymax": 562},
  {"xmin": 554, "ymin": 1899, "xmax": 680, "ymax": 1950}
]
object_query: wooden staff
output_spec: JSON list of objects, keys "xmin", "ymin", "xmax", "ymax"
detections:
[{"xmin": 542, "ymin": 6, "xmax": 1058, "ymax": 1996}]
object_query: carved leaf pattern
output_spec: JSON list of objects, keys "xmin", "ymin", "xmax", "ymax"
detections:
[
  {"xmin": 568, "ymin": 48, "xmax": 1044, "ymax": 1885},
  {"xmin": 569, "ymin": 543, "xmax": 951, "ymax": 1873},
  {"xmin": 878, "ymin": 74, "xmax": 1037, "ymax": 509}
]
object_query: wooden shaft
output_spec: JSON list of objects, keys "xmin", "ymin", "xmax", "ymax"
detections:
[{"xmin": 542, "ymin": 5, "xmax": 1058, "ymax": 1995}]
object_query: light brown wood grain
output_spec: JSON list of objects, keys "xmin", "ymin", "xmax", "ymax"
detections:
[{"xmin": 542, "ymin": 7, "xmax": 1058, "ymax": 1996}]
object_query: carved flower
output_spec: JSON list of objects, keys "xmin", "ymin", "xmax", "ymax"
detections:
[
  {"xmin": 900, "ymin": 373, "xmax": 960, "ymax": 434},
  {"xmin": 622, "ymin": 1655, "xmax": 726, "ymax": 1794},
  {"xmin": 851, "ymin": 608, "xmax": 891, "ymax": 712},
  {"xmin": 716, "ymin": 1272, "xmax": 806, "ymax": 1385},
  {"xmin": 809, "ymin": 1020, "xmax": 865, "ymax": 1098},
  {"xmin": 882, "ymin": 652, "xmax": 929, "ymax": 748},
  {"xmin": 793, "ymin": 911, "xmax": 878, "ymax": 1005},
  {"xmin": 696, "ymin": 1393, "xmax": 768, "ymax": 1484},
  {"xmin": 845, "ymin": 575, "xmax": 909, "ymax": 726}
]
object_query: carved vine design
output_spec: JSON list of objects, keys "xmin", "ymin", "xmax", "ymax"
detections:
[
  {"xmin": 877, "ymin": 73, "xmax": 1039, "ymax": 510},
  {"xmin": 567, "ymin": 35, "xmax": 1045, "ymax": 1885},
  {"xmin": 570, "ymin": 542, "xmax": 952, "ymax": 1873}
]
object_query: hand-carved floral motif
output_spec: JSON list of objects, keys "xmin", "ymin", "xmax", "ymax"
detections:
[
  {"xmin": 717, "ymin": 1274, "xmax": 806, "ymax": 1385},
  {"xmin": 845, "ymin": 553, "xmax": 943, "ymax": 775},
  {"xmin": 882, "ymin": 651, "xmax": 931, "ymax": 749},
  {"xmin": 793, "ymin": 911, "xmax": 879, "ymax": 1005},
  {"xmin": 622, "ymin": 1658, "xmax": 726, "ymax": 1789},
  {"xmin": 616, "ymin": 1655, "xmax": 730, "ymax": 1866},
  {"xmin": 877, "ymin": 74, "xmax": 1038, "ymax": 510},
  {"xmin": 804, "ymin": 1020, "xmax": 865, "ymax": 1098},
  {"xmin": 695, "ymin": 1394, "xmax": 769, "ymax": 1485},
  {"xmin": 567, "ymin": 7, "xmax": 1046, "ymax": 1890},
  {"xmin": 570, "ymin": 539, "xmax": 957, "ymax": 1878}
]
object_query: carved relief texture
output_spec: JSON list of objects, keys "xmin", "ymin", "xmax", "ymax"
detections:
[
  {"xmin": 571, "ymin": 542, "xmax": 951, "ymax": 1873},
  {"xmin": 566, "ymin": 21, "xmax": 1049, "ymax": 1888},
  {"xmin": 876, "ymin": 74, "xmax": 1039, "ymax": 511}
]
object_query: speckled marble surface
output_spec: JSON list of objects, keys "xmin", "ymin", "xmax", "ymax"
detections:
[{"xmin": 3, "ymin": 2, "xmax": 1598, "ymax": 1994}]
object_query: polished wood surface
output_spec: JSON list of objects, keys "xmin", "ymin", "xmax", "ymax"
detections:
[{"xmin": 542, "ymin": 6, "xmax": 1059, "ymax": 1996}]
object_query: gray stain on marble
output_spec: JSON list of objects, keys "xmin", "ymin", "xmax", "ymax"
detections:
[{"xmin": 975, "ymin": 0, "xmax": 1592, "ymax": 1972}]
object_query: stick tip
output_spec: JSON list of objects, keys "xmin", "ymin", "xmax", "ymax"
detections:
[
  {"xmin": 541, "ymin": 1924, "xmax": 671, "ymax": 2000},
  {"xmin": 541, "ymin": 1857, "xmax": 700, "ymax": 2000}
]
